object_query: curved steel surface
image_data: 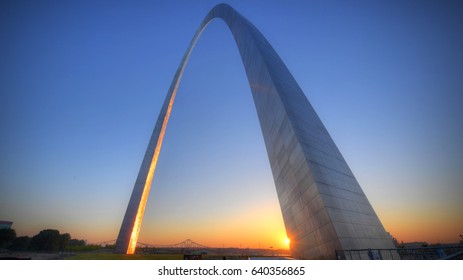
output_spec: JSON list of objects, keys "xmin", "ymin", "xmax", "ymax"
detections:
[{"xmin": 115, "ymin": 4, "xmax": 395, "ymax": 259}]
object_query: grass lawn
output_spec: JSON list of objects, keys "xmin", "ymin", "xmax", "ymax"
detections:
[{"xmin": 66, "ymin": 253, "xmax": 184, "ymax": 260}]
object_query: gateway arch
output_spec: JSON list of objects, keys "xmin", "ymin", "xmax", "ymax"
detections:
[{"xmin": 115, "ymin": 3, "xmax": 395, "ymax": 259}]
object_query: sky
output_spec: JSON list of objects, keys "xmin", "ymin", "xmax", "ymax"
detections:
[{"xmin": 1, "ymin": 0, "xmax": 462, "ymax": 249}]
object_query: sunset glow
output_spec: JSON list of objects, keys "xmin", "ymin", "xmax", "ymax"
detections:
[
  {"xmin": 1, "ymin": 1, "xmax": 462, "ymax": 252},
  {"xmin": 285, "ymin": 238, "xmax": 290, "ymax": 246}
]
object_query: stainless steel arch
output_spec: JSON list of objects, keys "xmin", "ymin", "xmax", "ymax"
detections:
[{"xmin": 115, "ymin": 3, "xmax": 395, "ymax": 259}]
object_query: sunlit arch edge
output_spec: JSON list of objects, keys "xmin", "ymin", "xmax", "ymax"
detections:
[{"xmin": 115, "ymin": 3, "xmax": 396, "ymax": 259}]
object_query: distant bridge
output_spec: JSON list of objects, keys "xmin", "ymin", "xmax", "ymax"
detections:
[
  {"xmin": 137, "ymin": 239, "xmax": 208, "ymax": 248},
  {"xmin": 94, "ymin": 238, "xmax": 208, "ymax": 249},
  {"xmin": 96, "ymin": 239, "xmax": 116, "ymax": 245}
]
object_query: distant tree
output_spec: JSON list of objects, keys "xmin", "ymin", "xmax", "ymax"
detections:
[
  {"xmin": 104, "ymin": 244, "xmax": 115, "ymax": 249},
  {"xmin": 30, "ymin": 229, "xmax": 62, "ymax": 252},
  {"xmin": 9, "ymin": 236, "xmax": 31, "ymax": 251},
  {"xmin": 387, "ymin": 232, "xmax": 401, "ymax": 248},
  {"xmin": 0, "ymin": 228, "xmax": 16, "ymax": 248},
  {"xmin": 59, "ymin": 233, "xmax": 71, "ymax": 251},
  {"xmin": 68, "ymin": 239, "xmax": 86, "ymax": 247}
]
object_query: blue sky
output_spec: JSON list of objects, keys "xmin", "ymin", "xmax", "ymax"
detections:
[{"xmin": 1, "ymin": 0, "xmax": 462, "ymax": 247}]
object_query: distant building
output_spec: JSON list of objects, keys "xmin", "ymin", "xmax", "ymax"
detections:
[{"xmin": 0, "ymin": 221, "xmax": 13, "ymax": 229}]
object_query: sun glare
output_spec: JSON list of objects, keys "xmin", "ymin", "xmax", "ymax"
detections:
[{"xmin": 284, "ymin": 237, "xmax": 290, "ymax": 246}]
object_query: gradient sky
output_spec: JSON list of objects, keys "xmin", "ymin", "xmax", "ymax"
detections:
[{"xmin": 1, "ymin": 0, "xmax": 462, "ymax": 248}]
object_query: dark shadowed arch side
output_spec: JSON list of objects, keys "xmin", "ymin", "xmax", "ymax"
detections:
[{"xmin": 115, "ymin": 3, "xmax": 395, "ymax": 259}]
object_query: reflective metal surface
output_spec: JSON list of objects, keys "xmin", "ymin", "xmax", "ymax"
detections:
[{"xmin": 115, "ymin": 3, "xmax": 395, "ymax": 259}]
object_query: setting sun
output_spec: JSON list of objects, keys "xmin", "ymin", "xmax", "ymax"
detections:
[{"xmin": 284, "ymin": 237, "xmax": 290, "ymax": 246}]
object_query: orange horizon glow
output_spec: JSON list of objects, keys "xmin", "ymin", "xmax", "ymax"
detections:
[
  {"xmin": 10, "ymin": 179, "xmax": 461, "ymax": 250},
  {"xmin": 13, "ymin": 190, "xmax": 459, "ymax": 249},
  {"xmin": 26, "ymin": 193, "xmax": 459, "ymax": 249},
  {"xmin": 35, "ymin": 213, "xmax": 459, "ymax": 249},
  {"xmin": 374, "ymin": 198, "xmax": 462, "ymax": 245},
  {"xmin": 12, "ymin": 210, "xmax": 461, "ymax": 249},
  {"xmin": 133, "ymin": 199, "xmax": 291, "ymax": 250}
]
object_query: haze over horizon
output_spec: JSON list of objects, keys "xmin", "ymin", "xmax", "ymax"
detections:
[{"xmin": 1, "ymin": 0, "xmax": 462, "ymax": 249}]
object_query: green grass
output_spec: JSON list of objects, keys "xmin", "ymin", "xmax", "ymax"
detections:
[{"xmin": 66, "ymin": 253, "xmax": 184, "ymax": 260}]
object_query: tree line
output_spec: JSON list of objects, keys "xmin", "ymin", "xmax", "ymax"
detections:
[{"xmin": 0, "ymin": 228, "xmax": 98, "ymax": 252}]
